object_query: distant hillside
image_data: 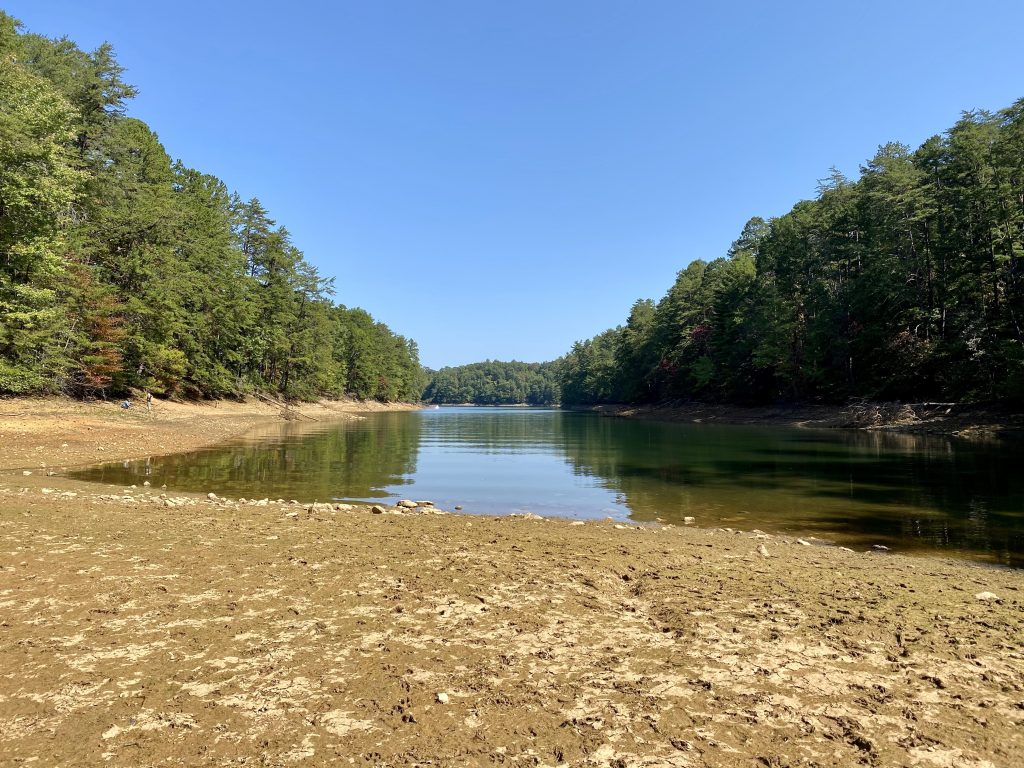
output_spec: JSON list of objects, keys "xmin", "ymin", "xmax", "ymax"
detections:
[{"xmin": 423, "ymin": 361, "xmax": 560, "ymax": 405}]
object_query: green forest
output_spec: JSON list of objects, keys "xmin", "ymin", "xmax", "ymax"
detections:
[
  {"xmin": 558, "ymin": 100, "xmax": 1024, "ymax": 406},
  {"xmin": 4, "ymin": 10, "xmax": 1023, "ymax": 409},
  {"xmin": 422, "ymin": 361, "xmax": 560, "ymax": 405},
  {"xmin": 0, "ymin": 13, "xmax": 424, "ymax": 401}
]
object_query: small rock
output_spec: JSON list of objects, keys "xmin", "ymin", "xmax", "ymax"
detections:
[
  {"xmin": 285, "ymin": 511, "xmax": 299, "ymax": 519},
  {"xmin": 613, "ymin": 524, "xmax": 628, "ymax": 530},
  {"xmin": 370, "ymin": 505, "xmax": 385, "ymax": 514},
  {"xmin": 335, "ymin": 503, "xmax": 353, "ymax": 511},
  {"xmin": 397, "ymin": 500, "xmax": 418, "ymax": 509},
  {"xmin": 872, "ymin": 544, "xmax": 890, "ymax": 551},
  {"xmin": 796, "ymin": 539, "xmax": 811, "ymax": 546},
  {"xmin": 975, "ymin": 591, "xmax": 1000, "ymax": 602},
  {"xmin": 683, "ymin": 516, "xmax": 695, "ymax": 524},
  {"xmin": 143, "ymin": 480, "xmax": 151, "ymax": 487},
  {"xmin": 22, "ymin": 471, "xmax": 31, "ymax": 476},
  {"xmin": 207, "ymin": 492, "xmax": 218, "ymax": 500},
  {"xmin": 570, "ymin": 521, "xmax": 585, "ymax": 527},
  {"xmin": 436, "ymin": 692, "xmax": 450, "ymax": 704},
  {"xmin": 454, "ymin": 505, "xmax": 463, "ymax": 510},
  {"xmin": 757, "ymin": 544, "xmax": 770, "ymax": 557},
  {"xmin": 415, "ymin": 500, "xmax": 434, "ymax": 507}
]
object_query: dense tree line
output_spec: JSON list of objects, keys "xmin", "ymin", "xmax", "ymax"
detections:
[
  {"xmin": 0, "ymin": 14, "xmax": 424, "ymax": 401},
  {"xmin": 423, "ymin": 361, "xmax": 560, "ymax": 405},
  {"xmin": 560, "ymin": 100, "xmax": 1024, "ymax": 406}
]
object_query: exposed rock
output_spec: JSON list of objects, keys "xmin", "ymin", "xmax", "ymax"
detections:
[
  {"xmin": 335, "ymin": 503, "xmax": 354, "ymax": 511},
  {"xmin": 415, "ymin": 500, "xmax": 434, "ymax": 507},
  {"xmin": 436, "ymin": 692, "xmax": 450, "ymax": 704},
  {"xmin": 370, "ymin": 505, "xmax": 385, "ymax": 515},
  {"xmin": 758, "ymin": 544, "xmax": 770, "ymax": 557},
  {"xmin": 397, "ymin": 500, "xmax": 418, "ymax": 509},
  {"xmin": 796, "ymin": 539, "xmax": 811, "ymax": 546},
  {"xmin": 975, "ymin": 591, "xmax": 1000, "ymax": 602},
  {"xmin": 683, "ymin": 516, "xmax": 695, "ymax": 524},
  {"xmin": 207, "ymin": 492, "xmax": 218, "ymax": 500}
]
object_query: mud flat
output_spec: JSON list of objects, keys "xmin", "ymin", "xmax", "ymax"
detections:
[{"xmin": 0, "ymin": 400, "xmax": 1022, "ymax": 766}]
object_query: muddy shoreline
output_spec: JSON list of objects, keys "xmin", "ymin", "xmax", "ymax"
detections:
[
  {"xmin": 581, "ymin": 400, "xmax": 1024, "ymax": 441},
  {"xmin": 1, "ymin": 397, "xmax": 1022, "ymax": 766}
]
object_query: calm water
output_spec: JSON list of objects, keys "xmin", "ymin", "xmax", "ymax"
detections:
[{"xmin": 72, "ymin": 407, "xmax": 1024, "ymax": 567}]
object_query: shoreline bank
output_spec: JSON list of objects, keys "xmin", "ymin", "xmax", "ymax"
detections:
[
  {"xmin": 1, "ymin": 397, "xmax": 1022, "ymax": 766},
  {"xmin": 0, "ymin": 395, "xmax": 420, "ymax": 473},
  {"xmin": 580, "ymin": 400, "xmax": 1024, "ymax": 440}
]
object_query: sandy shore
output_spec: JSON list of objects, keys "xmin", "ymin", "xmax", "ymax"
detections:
[
  {"xmin": 1, "ymin": 398, "xmax": 1022, "ymax": 767},
  {"xmin": 0, "ymin": 395, "xmax": 420, "ymax": 472}
]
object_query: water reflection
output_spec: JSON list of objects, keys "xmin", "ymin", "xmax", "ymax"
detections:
[
  {"xmin": 70, "ymin": 407, "xmax": 1024, "ymax": 567},
  {"xmin": 76, "ymin": 413, "xmax": 421, "ymax": 502}
]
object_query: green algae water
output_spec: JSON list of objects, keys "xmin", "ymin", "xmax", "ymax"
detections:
[{"xmin": 71, "ymin": 407, "xmax": 1024, "ymax": 567}]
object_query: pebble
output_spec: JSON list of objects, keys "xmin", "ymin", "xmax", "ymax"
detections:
[
  {"xmin": 436, "ymin": 692, "xmax": 450, "ymax": 704},
  {"xmin": 370, "ymin": 505, "xmax": 385, "ymax": 514}
]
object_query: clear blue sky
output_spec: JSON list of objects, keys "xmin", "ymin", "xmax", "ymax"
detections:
[{"xmin": 6, "ymin": 1, "xmax": 1023, "ymax": 369}]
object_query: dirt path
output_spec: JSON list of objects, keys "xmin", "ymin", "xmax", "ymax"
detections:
[{"xmin": 0, "ymin": 398, "xmax": 1022, "ymax": 766}]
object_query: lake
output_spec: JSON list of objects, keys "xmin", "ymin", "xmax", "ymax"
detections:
[{"xmin": 71, "ymin": 406, "xmax": 1024, "ymax": 567}]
